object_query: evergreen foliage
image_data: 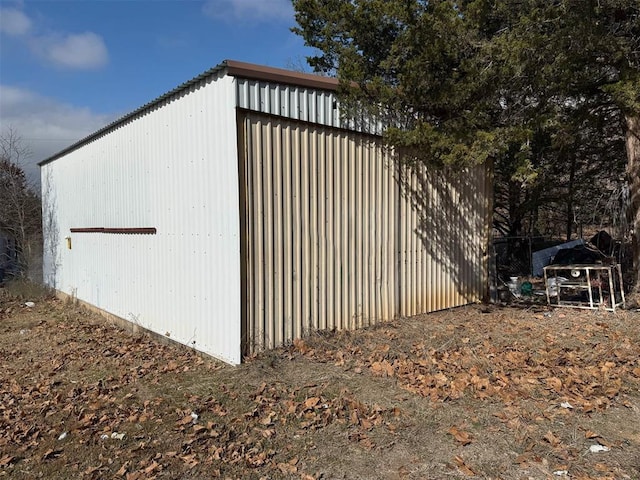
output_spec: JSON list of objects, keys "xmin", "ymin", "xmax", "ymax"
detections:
[{"xmin": 293, "ymin": 0, "xmax": 640, "ymax": 284}]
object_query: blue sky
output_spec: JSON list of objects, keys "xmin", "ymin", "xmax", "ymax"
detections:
[{"xmin": 0, "ymin": 0, "xmax": 315, "ymax": 185}]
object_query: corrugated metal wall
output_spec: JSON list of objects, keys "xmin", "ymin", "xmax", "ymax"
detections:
[
  {"xmin": 395, "ymin": 163, "xmax": 491, "ymax": 316},
  {"xmin": 235, "ymin": 78, "xmax": 384, "ymax": 135},
  {"xmin": 240, "ymin": 112, "xmax": 397, "ymax": 352},
  {"xmin": 41, "ymin": 71, "xmax": 244, "ymax": 364},
  {"xmin": 236, "ymin": 78, "xmax": 342, "ymax": 129},
  {"xmin": 40, "ymin": 65, "xmax": 490, "ymax": 364},
  {"xmin": 240, "ymin": 112, "xmax": 490, "ymax": 353}
]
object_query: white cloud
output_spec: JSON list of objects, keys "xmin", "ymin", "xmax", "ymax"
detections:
[
  {"xmin": 0, "ymin": 6, "xmax": 109, "ymax": 70},
  {"xmin": 36, "ymin": 32, "xmax": 109, "ymax": 70},
  {"xmin": 0, "ymin": 7, "xmax": 32, "ymax": 36},
  {"xmin": 202, "ymin": 0, "xmax": 293, "ymax": 23},
  {"xmin": 0, "ymin": 84, "xmax": 114, "ymax": 188}
]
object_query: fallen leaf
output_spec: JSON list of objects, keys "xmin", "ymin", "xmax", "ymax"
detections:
[
  {"xmin": 180, "ymin": 454, "xmax": 199, "ymax": 468},
  {"xmin": 545, "ymin": 377, "xmax": 563, "ymax": 392},
  {"xmin": 177, "ymin": 414, "xmax": 194, "ymax": 426},
  {"xmin": 454, "ymin": 456, "xmax": 476, "ymax": 476},
  {"xmin": 116, "ymin": 461, "xmax": 130, "ymax": 476},
  {"xmin": 543, "ymin": 431, "xmax": 561, "ymax": 446},
  {"xmin": 304, "ymin": 397, "xmax": 320, "ymax": 409},
  {"xmin": 42, "ymin": 448, "xmax": 63, "ymax": 460},
  {"xmin": 448, "ymin": 426, "xmax": 473, "ymax": 446},
  {"xmin": 144, "ymin": 460, "xmax": 159, "ymax": 474},
  {"xmin": 83, "ymin": 465, "xmax": 101, "ymax": 475}
]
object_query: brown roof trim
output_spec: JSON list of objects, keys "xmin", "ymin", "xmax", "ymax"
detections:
[
  {"xmin": 38, "ymin": 60, "xmax": 338, "ymax": 167},
  {"xmin": 226, "ymin": 60, "xmax": 339, "ymax": 91}
]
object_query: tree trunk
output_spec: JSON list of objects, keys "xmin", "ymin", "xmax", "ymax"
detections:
[
  {"xmin": 566, "ymin": 155, "xmax": 576, "ymax": 242},
  {"xmin": 508, "ymin": 181, "xmax": 522, "ymax": 236},
  {"xmin": 625, "ymin": 114, "xmax": 640, "ymax": 292}
]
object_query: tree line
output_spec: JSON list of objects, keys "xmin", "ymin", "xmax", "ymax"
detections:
[
  {"xmin": 292, "ymin": 0, "xmax": 639, "ymax": 287},
  {"xmin": 0, "ymin": 128, "xmax": 42, "ymax": 281}
]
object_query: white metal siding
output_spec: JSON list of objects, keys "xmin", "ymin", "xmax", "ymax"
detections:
[
  {"xmin": 235, "ymin": 78, "xmax": 384, "ymax": 135},
  {"xmin": 241, "ymin": 113, "xmax": 490, "ymax": 354},
  {"xmin": 40, "ymin": 64, "xmax": 490, "ymax": 365},
  {"xmin": 41, "ymin": 72, "xmax": 243, "ymax": 364},
  {"xmin": 236, "ymin": 78, "xmax": 342, "ymax": 129}
]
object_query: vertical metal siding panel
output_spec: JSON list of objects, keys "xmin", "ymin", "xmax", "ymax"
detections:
[
  {"xmin": 449, "ymin": 176, "xmax": 456, "ymax": 308},
  {"xmin": 354, "ymin": 140, "xmax": 363, "ymax": 328},
  {"xmin": 245, "ymin": 118, "xmax": 254, "ymax": 351},
  {"xmin": 42, "ymin": 73, "xmax": 242, "ymax": 364},
  {"xmin": 324, "ymin": 132, "xmax": 335, "ymax": 331},
  {"xmin": 310, "ymin": 129, "xmax": 321, "ymax": 333},
  {"xmin": 243, "ymin": 116, "xmax": 253, "ymax": 353},
  {"xmin": 236, "ymin": 79, "xmax": 341, "ymax": 128},
  {"xmin": 306, "ymin": 89, "xmax": 313, "ymax": 122},
  {"xmin": 419, "ymin": 171, "xmax": 426, "ymax": 314},
  {"xmin": 298, "ymin": 125, "xmax": 310, "ymax": 334},
  {"xmin": 262, "ymin": 119, "xmax": 275, "ymax": 349},
  {"xmin": 270, "ymin": 84, "xmax": 278, "ymax": 115},
  {"xmin": 362, "ymin": 142, "xmax": 370, "ymax": 325},
  {"xmin": 422, "ymin": 166, "xmax": 429, "ymax": 312},
  {"xmin": 347, "ymin": 138, "xmax": 356, "ymax": 329},
  {"xmin": 317, "ymin": 92, "xmax": 326, "ymax": 125},
  {"xmin": 421, "ymin": 171, "xmax": 428, "ymax": 312},
  {"xmin": 280, "ymin": 87, "xmax": 288, "ymax": 118},
  {"xmin": 459, "ymin": 175, "xmax": 467, "ymax": 303},
  {"xmin": 272, "ymin": 123, "xmax": 289, "ymax": 345},
  {"xmin": 427, "ymin": 174, "xmax": 435, "ymax": 312},
  {"xmin": 250, "ymin": 80, "xmax": 258, "ymax": 111},
  {"xmin": 410, "ymin": 171, "xmax": 417, "ymax": 316},
  {"xmin": 408, "ymin": 170, "xmax": 416, "ymax": 316},
  {"xmin": 437, "ymin": 174, "xmax": 445, "ymax": 311},
  {"xmin": 414, "ymin": 180, "xmax": 420, "ymax": 316},
  {"xmin": 456, "ymin": 176, "xmax": 464, "ymax": 306},
  {"xmin": 336, "ymin": 132, "xmax": 344, "ymax": 329},
  {"xmin": 239, "ymin": 80, "xmax": 248, "ymax": 109},
  {"xmin": 337, "ymin": 134, "xmax": 346, "ymax": 329},
  {"xmin": 383, "ymin": 150, "xmax": 393, "ymax": 320},
  {"xmin": 373, "ymin": 148, "xmax": 382, "ymax": 320},
  {"xmin": 238, "ymin": 110, "xmax": 490, "ymax": 353},
  {"xmin": 403, "ymin": 171, "xmax": 410, "ymax": 317},
  {"xmin": 366, "ymin": 144, "xmax": 375, "ymax": 324},
  {"xmin": 261, "ymin": 84, "xmax": 269, "ymax": 113},
  {"xmin": 317, "ymin": 130, "xmax": 327, "ymax": 332},
  {"xmin": 291, "ymin": 124, "xmax": 303, "ymax": 340},
  {"xmin": 273, "ymin": 122, "xmax": 284, "ymax": 348},
  {"xmin": 339, "ymin": 135, "xmax": 349, "ymax": 330},
  {"xmin": 282, "ymin": 124, "xmax": 293, "ymax": 344},
  {"xmin": 252, "ymin": 119, "xmax": 265, "ymax": 351},
  {"xmin": 396, "ymin": 164, "xmax": 492, "ymax": 314},
  {"xmin": 399, "ymin": 169, "xmax": 408, "ymax": 316},
  {"xmin": 243, "ymin": 113, "xmax": 399, "ymax": 351}
]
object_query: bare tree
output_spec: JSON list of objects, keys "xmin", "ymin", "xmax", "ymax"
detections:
[
  {"xmin": 41, "ymin": 168, "xmax": 59, "ymax": 288},
  {"xmin": 0, "ymin": 127, "xmax": 42, "ymax": 278}
]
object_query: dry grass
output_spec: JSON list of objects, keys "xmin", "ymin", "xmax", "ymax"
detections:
[{"xmin": 1, "ymin": 284, "xmax": 639, "ymax": 479}]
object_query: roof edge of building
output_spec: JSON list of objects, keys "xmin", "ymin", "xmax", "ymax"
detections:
[
  {"xmin": 225, "ymin": 60, "xmax": 339, "ymax": 91},
  {"xmin": 38, "ymin": 60, "xmax": 339, "ymax": 167}
]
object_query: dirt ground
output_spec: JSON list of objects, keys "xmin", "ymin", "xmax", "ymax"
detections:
[{"xmin": 1, "ymin": 283, "xmax": 639, "ymax": 480}]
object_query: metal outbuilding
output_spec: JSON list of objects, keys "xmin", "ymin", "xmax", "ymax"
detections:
[{"xmin": 40, "ymin": 60, "xmax": 492, "ymax": 365}]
